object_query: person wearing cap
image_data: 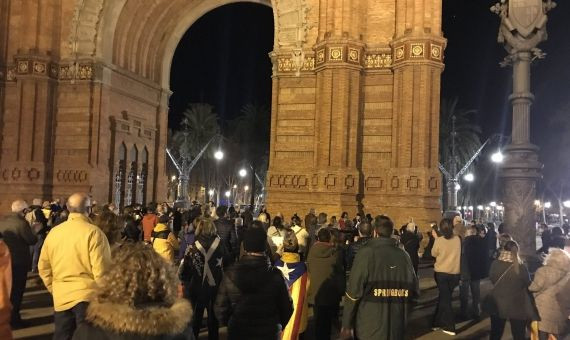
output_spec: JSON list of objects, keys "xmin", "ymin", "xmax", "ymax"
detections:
[
  {"xmin": 215, "ymin": 227, "xmax": 293, "ymax": 340},
  {"xmin": 38, "ymin": 193, "xmax": 111, "ymax": 339},
  {"xmin": 0, "ymin": 200, "xmax": 37, "ymax": 328}
]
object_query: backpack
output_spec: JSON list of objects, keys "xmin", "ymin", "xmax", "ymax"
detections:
[{"xmin": 151, "ymin": 230, "xmax": 170, "ymax": 245}]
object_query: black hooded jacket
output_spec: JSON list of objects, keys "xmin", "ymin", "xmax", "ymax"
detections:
[{"xmin": 214, "ymin": 255, "xmax": 293, "ymax": 340}]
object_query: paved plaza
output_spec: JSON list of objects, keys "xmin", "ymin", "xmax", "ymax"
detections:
[
  {"xmin": 11, "ymin": 237, "xmax": 569, "ymax": 340},
  {"xmin": 10, "ymin": 262, "xmax": 508, "ymax": 340}
]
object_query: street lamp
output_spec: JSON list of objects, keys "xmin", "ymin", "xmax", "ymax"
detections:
[
  {"xmin": 214, "ymin": 150, "xmax": 224, "ymax": 160},
  {"xmin": 534, "ymin": 200, "xmax": 541, "ymax": 207},
  {"xmin": 544, "ymin": 202, "xmax": 552, "ymax": 209},
  {"xmin": 491, "ymin": 151, "xmax": 504, "ymax": 163},
  {"xmin": 225, "ymin": 191, "xmax": 231, "ymax": 198},
  {"xmin": 244, "ymin": 185, "xmax": 249, "ymax": 191},
  {"xmin": 477, "ymin": 205, "xmax": 484, "ymax": 210},
  {"xmin": 233, "ymin": 184, "xmax": 237, "ymax": 189},
  {"xmin": 208, "ymin": 189, "xmax": 214, "ymax": 196},
  {"xmin": 563, "ymin": 200, "xmax": 570, "ymax": 208},
  {"xmin": 490, "ymin": 201, "xmax": 497, "ymax": 207},
  {"xmin": 455, "ymin": 183, "xmax": 461, "ymax": 191},
  {"xmin": 464, "ymin": 173, "xmax": 475, "ymax": 182},
  {"xmin": 171, "ymin": 175, "xmax": 177, "ymax": 181},
  {"xmin": 239, "ymin": 169, "xmax": 247, "ymax": 177}
]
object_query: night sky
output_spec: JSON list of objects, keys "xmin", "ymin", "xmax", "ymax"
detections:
[
  {"xmin": 169, "ymin": 1, "xmax": 570, "ymax": 200},
  {"xmin": 169, "ymin": 3, "xmax": 274, "ymax": 130}
]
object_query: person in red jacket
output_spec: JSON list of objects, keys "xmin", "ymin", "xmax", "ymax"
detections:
[
  {"xmin": 0, "ymin": 232, "xmax": 13, "ymax": 340},
  {"xmin": 141, "ymin": 203, "xmax": 159, "ymax": 242}
]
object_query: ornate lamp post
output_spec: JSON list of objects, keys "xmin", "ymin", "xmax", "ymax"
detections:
[{"xmin": 491, "ymin": 0, "xmax": 556, "ymax": 258}]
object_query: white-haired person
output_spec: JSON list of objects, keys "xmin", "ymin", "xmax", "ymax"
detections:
[
  {"xmin": 0, "ymin": 200, "xmax": 37, "ymax": 328},
  {"xmin": 39, "ymin": 193, "xmax": 111, "ymax": 339}
]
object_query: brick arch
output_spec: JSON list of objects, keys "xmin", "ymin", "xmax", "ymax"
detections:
[
  {"xmin": 69, "ymin": 0, "xmax": 313, "ymax": 88},
  {"xmin": 75, "ymin": 0, "xmax": 276, "ymax": 87}
]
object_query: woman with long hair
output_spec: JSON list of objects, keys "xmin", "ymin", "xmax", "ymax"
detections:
[
  {"xmin": 431, "ymin": 218, "xmax": 462, "ymax": 336},
  {"xmin": 267, "ymin": 215, "xmax": 288, "ymax": 257},
  {"xmin": 72, "ymin": 243, "xmax": 193, "ymax": 340},
  {"xmin": 179, "ymin": 218, "xmax": 225, "ymax": 340},
  {"xmin": 483, "ymin": 240, "xmax": 538, "ymax": 340},
  {"xmin": 93, "ymin": 210, "xmax": 122, "ymax": 248}
]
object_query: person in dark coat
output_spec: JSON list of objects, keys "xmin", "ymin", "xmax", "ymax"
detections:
[
  {"xmin": 400, "ymin": 222, "xmax": 421, "ymax": 275},
  {"xmin": 304, "ymin": 208, "xmax": 317, "ymax": 235},
  {"xmin": 72, "ymin": 243, "xmax": 194, "ymax": 340},
  {"xmin": 177, "ymin": 219, "xmax": 195, "ymax": 262},
  {"xmin": 215, "ymin": 227, "xmax": 293, "ymax": 340},
  {"xmin": 482, "ymin": 240, "xmax": 538, "ymax": 340},
  {"xmin": 341, "ymin": 215, "xmax": 419, "ymax": 340},
  {"xmin": 459, "ymin": 225, "xmax": 488, "ymax": 319},
  {"xmin": 241, "ymin": 207, "xmax": 254, "ymax": 229},
  {"xmin": 307, "ymin": 228, "xmax": 345, "ymax": 340},
  {"xmin": 179, "ymin": 218, "xmax": 226, "ymax": 340},
  {"xmin": 422, "ymin": 222, "xmax": 439, "ymax": 260},
  {"xmin": 537, "ymin": 223, "xmax": 551, "ymax": 254},
  {"xmin": 121, "ymin": 215, "xmax": 141, "ymax": 242},
  {"xmin": 485, "ymin": 222, "xmax": 498, "ymax": 259},
  {"xmin": 171, "ymin": 208, "xmax": 182, "ymax": 236},
  {"xmin": 346, "ymin": 221, "xmax": 372, "ymax": 270},
  {"xmin": 214, "ymin": 206, "xmax": 238, "ymax": 262},
  {"xmin": 0, "ymin": 200, "xmax": 37, "ymax": 328}
]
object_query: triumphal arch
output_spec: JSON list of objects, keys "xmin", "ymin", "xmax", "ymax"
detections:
[{"xmin": 0, "ymin": 0, "xmax": 444, "ymax": 226}]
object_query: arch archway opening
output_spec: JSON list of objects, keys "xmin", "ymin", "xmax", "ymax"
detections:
[{"xmin": 168, "ymin": 2, "xmax": 274, "ymax": 205}]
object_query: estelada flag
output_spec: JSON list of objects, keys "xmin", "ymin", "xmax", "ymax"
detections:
[{"xmin": 275, "ymin": 253, "xmax": 309, "ymax": 340}]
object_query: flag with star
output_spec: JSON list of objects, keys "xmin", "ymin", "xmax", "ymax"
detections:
[{"xmin": 275, "ymin": 254, "xmax": 309, "ymax": 340}]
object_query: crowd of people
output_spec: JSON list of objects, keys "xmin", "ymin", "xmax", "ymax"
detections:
[{"xmin": 0, "ymin": 193, "xmax": 568, "ymax": 340}]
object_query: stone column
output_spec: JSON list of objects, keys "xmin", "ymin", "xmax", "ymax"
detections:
[{"xmin": 492, "ymin": 0, "xmax": 556, "ymax": 258}]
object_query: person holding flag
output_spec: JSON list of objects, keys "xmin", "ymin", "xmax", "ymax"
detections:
[{"xmin": 275, "ymin": 230, "xmax": 309, "ymax": 340}]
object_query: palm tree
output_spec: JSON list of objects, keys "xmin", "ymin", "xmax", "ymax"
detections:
[
  {"xmin": 173, "ymin": 103, "xmax": 220, "ymax": 158},
  {"xmin": 230, "ymin": 103, "xmax": 271, "ymax": 206},
  {"xmin": 439, "ymin": 97, "xmax": 482, "ymax": 209},
  {"xmin": 172, "ymin": 103, "xmax": 220, "ymax": 202},
  {"xmin": 439, "ymin": 97, "xmax": 482, "ymax": 174}
]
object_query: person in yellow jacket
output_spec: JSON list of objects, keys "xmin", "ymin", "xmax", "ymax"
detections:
[
  {"xmin": 151, "ymin": 214, "xmax": 179, "ymax": 263},
  {"xmin": 38, "ymin": 193, "xmax": 111, "ymax": 340}
]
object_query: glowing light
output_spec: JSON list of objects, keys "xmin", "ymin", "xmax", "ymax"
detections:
[
  {"xmin": 485, "ymin": 206, "xmax": 491, "ymax": 211},
  {"xmin": 534, "ymin": 200, "xmax": 541, "ymax": 206},
  {"xmin": 490, "ymin": 201, "xmax": 497, "ymax": 207},
  {"xmin": 233, "ymin": 184, "xmax": 237, "ymax": 189},
  {"xmin": 244, "ymin": 185, "xmax": 249, "ymax": 191},
  {"xmin": 477, "ymin": 205, "xmax": 484, "ymax": 210},
  {"xmin": 468, "ymin": 206, "xmax": 474, "ymax": 210},
  {"xmin": 225, "ymin": 191, "xmax": 231, "ymax": 198},
  {"xmin": 208, "ymin": 189, "xmax": 214, "ymax": 196},
  {"xmin": 464, "ymin": 173, "xmax": 475, "ymax": 182},
  {"xmin": 455, "ymin": 183, "xmax": 461, "ymax": 191},
  {"xmin": 491, "ymin": 151, "xmax": 504, "ymax": 163},
  {"xmin": 171, "ymin": 175, "xmax": 177, "ymax": 181},
  {"xmin": 214, "ymin": 150, "xmax": 224, "ymax": 160},
  {"xmin": 544, "ymin": 202, "xmax": 552, "ymax": 209},
  {"xmin": 564, "ymin": 201, "xmax": 570, "ymax": 208},
  {"xmin": 239, "ymin": 169, "xmax": 247, "ymax": 177}
]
